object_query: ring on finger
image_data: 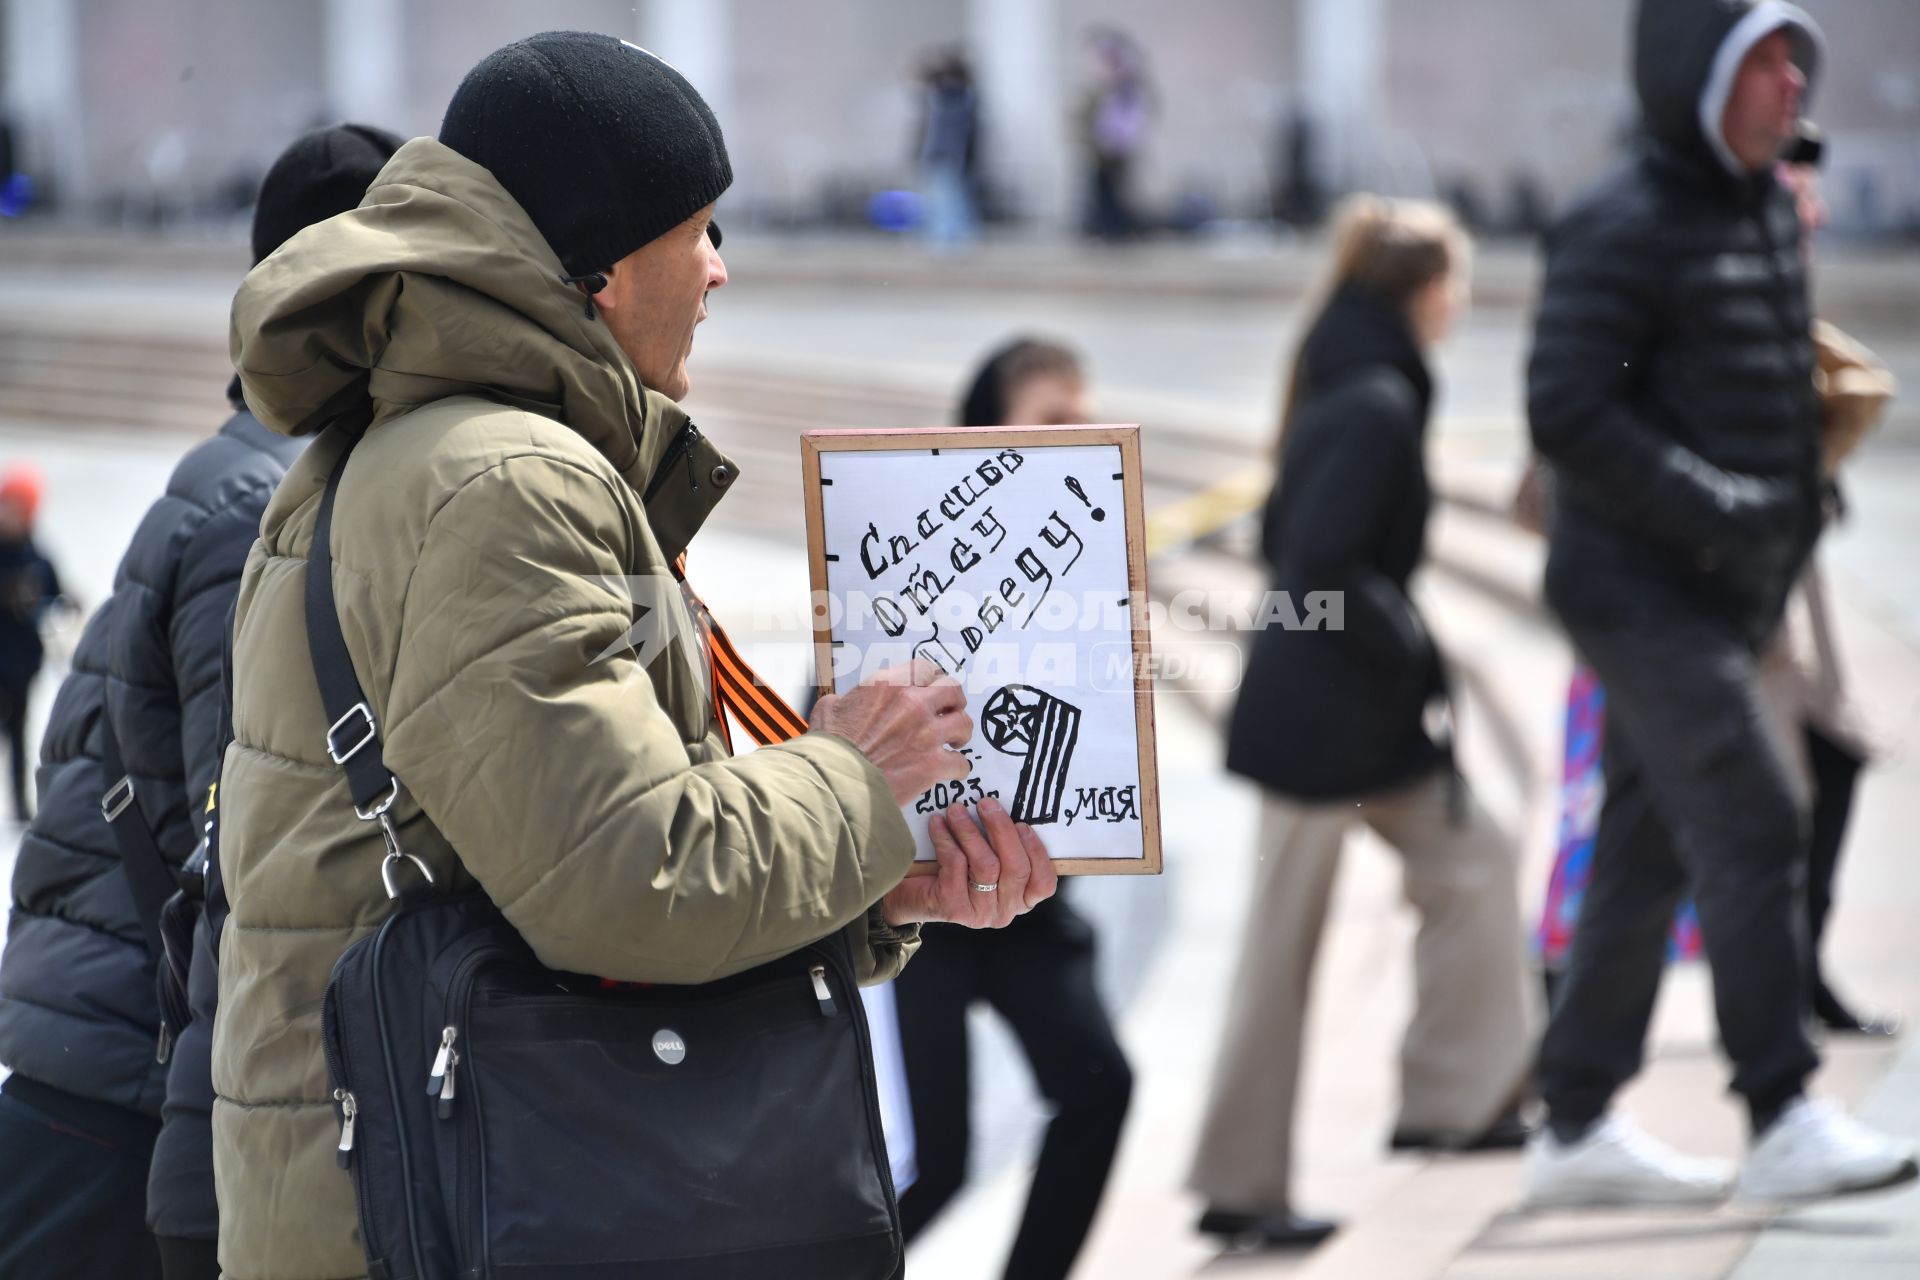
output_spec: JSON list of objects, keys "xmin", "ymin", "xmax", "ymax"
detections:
[{"xmin": 971, "ymin": 881, "xmax": 1000, "ymax": 893}]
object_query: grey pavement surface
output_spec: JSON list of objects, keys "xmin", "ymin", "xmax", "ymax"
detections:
[{"xmin": 2, "ymin": 228, "xmax": 1918, "ymax": 1277}]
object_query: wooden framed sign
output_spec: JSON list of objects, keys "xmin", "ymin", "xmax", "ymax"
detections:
[{"xmin": 802, "ymin": 425, "xmax": 1161, "ymax": 876}]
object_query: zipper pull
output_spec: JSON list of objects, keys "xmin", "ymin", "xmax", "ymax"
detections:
[
  {"xmin": 809, "ymin": 964, "xmax": 837, "ymax": 1017},
  {"xmin": 335, "ymin": 1089, "xmax": 358, "ymax": 1168},
  {"xmin": 436, "ymin": 1048, "xmax": 460, "ymax": 1120},
  {"xmin": 427, "ymin": 1026, "xmax": 457, "ymax": 1095},
  {"xmin": 155, "ymin": 1021, "xmax": 174, "ymax": 1065}
]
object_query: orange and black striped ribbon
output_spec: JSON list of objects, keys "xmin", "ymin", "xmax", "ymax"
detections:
[{"xmin": 673, "ymin": 555, "xmax": 809, "ymax": 749}]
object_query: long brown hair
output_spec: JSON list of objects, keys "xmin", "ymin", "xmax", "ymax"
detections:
[{"xmin": 1275, "ymin": 195, "xmax": 1465, "ymax": 454}]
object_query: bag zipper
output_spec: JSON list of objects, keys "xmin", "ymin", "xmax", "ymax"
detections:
[
  {"xmin": 428, "ymin": 945, "xmax": 510, "ymax": 1123},
  {"xmin": 367, "ymin": 912, "xmax": 432, "ymax": 1280},
  {"xmin": 438, "ymin": 943, "xmax": 511, "ymax": 1280},
  {"xmin": 427, "ymin": 1025, "xmax": 460, "ymax": 1119},
  {"xmin": 808, "ymin": 964, "xmax": 837, "ymax": 1017},
  {"xmin": 322, "ymin": 947, "xmax": 388, "ymax": 1263},
  {"xmin": 333, "ymin": 1088, "xmax": 357, "ymax": 1168},
  {"xmin": 805, "ymin": 937, "xmax": 902, "ymax": 1260}
]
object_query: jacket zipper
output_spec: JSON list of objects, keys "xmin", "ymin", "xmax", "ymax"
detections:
[
  {"xmin": 1745, "ymin": 205, "xmax": 1823, "ymax": 586},
  {"xmin": 642, "ymin": 420, "xmax": 702, "ymax": 506}
]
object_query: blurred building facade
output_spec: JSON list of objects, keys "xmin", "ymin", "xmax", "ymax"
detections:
[{"xmin": 2, "ymin": 0, "xmax": 1916, "ymax": 234}]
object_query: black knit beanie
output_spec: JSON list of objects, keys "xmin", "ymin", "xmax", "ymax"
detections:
[
  {"xmin": 439, "ymin": 31, "xmax": 732, "ymax": 277},
  {"xmin": 251, "ymin": 123, "xmax": 404, "ymax": 265}
]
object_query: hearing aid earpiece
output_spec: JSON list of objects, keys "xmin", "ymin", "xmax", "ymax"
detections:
[{"xmin": 559, "ymin": 271, "xmax": 609, "ymax": 319}]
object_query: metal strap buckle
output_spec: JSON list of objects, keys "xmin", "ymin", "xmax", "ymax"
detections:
[
  {"xmin": 326, "ymin": 702, "xmax": 377, "ymax": 765},
  {"xmin": 101, "ymin": 775, "xmax": 136, "ymax": 824},
  {"xmin": 354, "ymin": 777, "xmax": 400, "ymax": 822},
  {"xmin": 378, "ymin": 812, "xmax": 435, "ymax": 900}
]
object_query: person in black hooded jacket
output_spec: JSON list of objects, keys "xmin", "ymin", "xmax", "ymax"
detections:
[
  {"xmin": 0, "ymin": 123, "xmax": 401, "ymax": 1280},
  {"xmin": 1188, "ymin": 196, "xmax": 1533, "ymax": 1253},
  {"xmin": 1524, "ymin": 0, "xmax": 1916, "ymax": 1211}
]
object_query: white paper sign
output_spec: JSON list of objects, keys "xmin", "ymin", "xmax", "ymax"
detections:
[{"xmin": 805, "ymin": 428, "xmax": 1160, "ymax": 874}]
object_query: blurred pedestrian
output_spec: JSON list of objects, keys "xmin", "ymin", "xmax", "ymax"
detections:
[
  {"xmin": 1760, "ymin": 121, "xmax": 1900, "ymax": 1039},
  {"xmin": 0, "ymin": 464, "xmax": 61, "ymax": 821},
  {"xmin": 1525, "ymin": 0, "xmax": 1916, "ymax": 1209},
  {"xmin": 0, "ymin": 115, "xmax": 29, "ymax": 218},
  {"xmin": 916, "ymin": 49, "xmax": 980, "ymax": 250},
  {"xmin": 0, "ymin": 124, "xmax": 401, "ymax": 1280},
  {"xmin": 1078, "ymin": 28, "xmax": 1152, "ymax": 241},
  {"xmin": 1190, "ymin": 196, "xmax": 1533, "ymax": 1253},
  {"xmin": 895, "ymin": 337, "xmax": 1132, "ymax": 1280}
]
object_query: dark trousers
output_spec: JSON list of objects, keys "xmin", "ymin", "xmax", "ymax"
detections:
[
  {"xmin": 1537, "ymin": 615, "xmax": 1820, "ymax": 1134},
  {"xmin": 895, "ymin": 897, "xmax": 1132, "ymax": 1280},
  {"xmin": 1, "ymin": 675, "xmax": 31, "ymax": 821},
  {"xmin": 1802, "ymin": 725, "xmax": 1863, "ymax": 1001},
  {"xmin": 1084, "ymin": 158, "xmax": 1134, "ymax": 240},
  {"xmin": 0, "ymin": 1076, "xmax": 163, "ymax": 1280},
  {"xmin": 156, "ymin": 1235, "xmax": 219, "ymax": 1280}
]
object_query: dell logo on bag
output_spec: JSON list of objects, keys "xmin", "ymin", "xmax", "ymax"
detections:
[{"xmin": 652, "ymin": 1030, "xmax": 687, "ymax": 1066}]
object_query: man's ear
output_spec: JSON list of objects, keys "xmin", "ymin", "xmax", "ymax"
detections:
[
  {"xmin": 559, "ymin": 268, "xmax": 610, "ymax": 319},
  {"xmin": 593, "ymin": 250, "xmax": 645, "ymax": 316}
]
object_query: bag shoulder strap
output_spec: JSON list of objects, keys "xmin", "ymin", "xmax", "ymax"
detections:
[
  {"xmin": 306, "ymin": 444, "xmax": 397, "ymax": 818},
  {"xmin": 305, "ymin": 439, "xmax": 433, "ymax": 899},
  {"xmin": 98, "ymin": 715, "xmax": 177, "ymax": 958}
]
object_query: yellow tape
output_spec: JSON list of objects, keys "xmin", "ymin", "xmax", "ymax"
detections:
[{"xmin": 1143, "ymin": 470, "xmax": 1271, "ymax": 557}]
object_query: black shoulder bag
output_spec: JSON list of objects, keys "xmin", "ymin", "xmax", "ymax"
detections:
[{"xmin": 311, "ymin": 438, "xmax": 902, "ymax": 1279}]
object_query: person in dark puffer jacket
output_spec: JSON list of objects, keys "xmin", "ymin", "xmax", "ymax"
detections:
[
  {"xmin": 0, "ymin": 123, "xmax": 401, "ymax": 1280},
  {"xmin": 1524, "ymin": 0, "xmax": 1916, "ymax": 1211}
]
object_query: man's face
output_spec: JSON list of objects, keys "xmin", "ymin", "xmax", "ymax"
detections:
[
  {"xmin": 596, "ymin": 204, "xmax": 727, "ymax": 401},
  {"xmin": 1722, "ymin": 31, "xmax": 1806, "ymax": 172}
]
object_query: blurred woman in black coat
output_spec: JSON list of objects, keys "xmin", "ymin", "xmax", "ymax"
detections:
[{"xmin": 1188, "ymin": 198, "xmax": 1533, "ymax": 1251}]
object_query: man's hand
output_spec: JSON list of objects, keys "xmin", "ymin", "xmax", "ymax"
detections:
[
  {"xmin": 811, "ymin": 659, "xmax": 973, "ymax": 806},
  {"xmin": 882, "ymin": 798, "xmax": 1059, "ymax": 928}
]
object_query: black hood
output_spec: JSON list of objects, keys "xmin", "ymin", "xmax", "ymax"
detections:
[
  {"xmin": 1297, "ymin": 285, "xmax": 1434, "ymax": 424},
  {"xmin": 1634, "ymin": 0, "xmax": 1823, "ymax": 179}
]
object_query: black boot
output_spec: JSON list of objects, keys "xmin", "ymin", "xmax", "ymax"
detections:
[
  {"xmin": 1196, "ymin": 1207, "xmax": 1339, "ymax": 1250},
  {"xmin": 1391, "ymin": 1104, "xmax": 1534, "ymax": 1154}
]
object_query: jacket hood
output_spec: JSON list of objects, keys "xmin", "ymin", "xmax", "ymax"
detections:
[
  {"xmin": 230, "ymin": 137, "xmax": 706, "ymax": 505},
  {"xmin": 1298, "ymin": 285, "xmax": 1434, "ymax": 424},
  {"xmin": 1634, "ymin": 0, "xmax": 1823, "ymax": 179}
]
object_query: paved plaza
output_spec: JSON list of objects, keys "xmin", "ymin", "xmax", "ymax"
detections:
[{"xmin": 1, "ymin": 226, "xmax": 1917, "ymax": 1277}]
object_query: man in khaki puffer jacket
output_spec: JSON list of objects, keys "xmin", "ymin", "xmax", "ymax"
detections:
[{"xmin": 214, "ymin": 33, "xmax": 1055, "ymax": 1279}]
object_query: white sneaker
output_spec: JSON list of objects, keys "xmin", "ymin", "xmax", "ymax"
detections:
[
  {"xmin": 1524, "ymin": 1114, "xmax": 1734, "ymax": 1209},
  {"xmin": 1736, "ymin": 1097, "xmax": 1920, "ymax": 1204}
]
